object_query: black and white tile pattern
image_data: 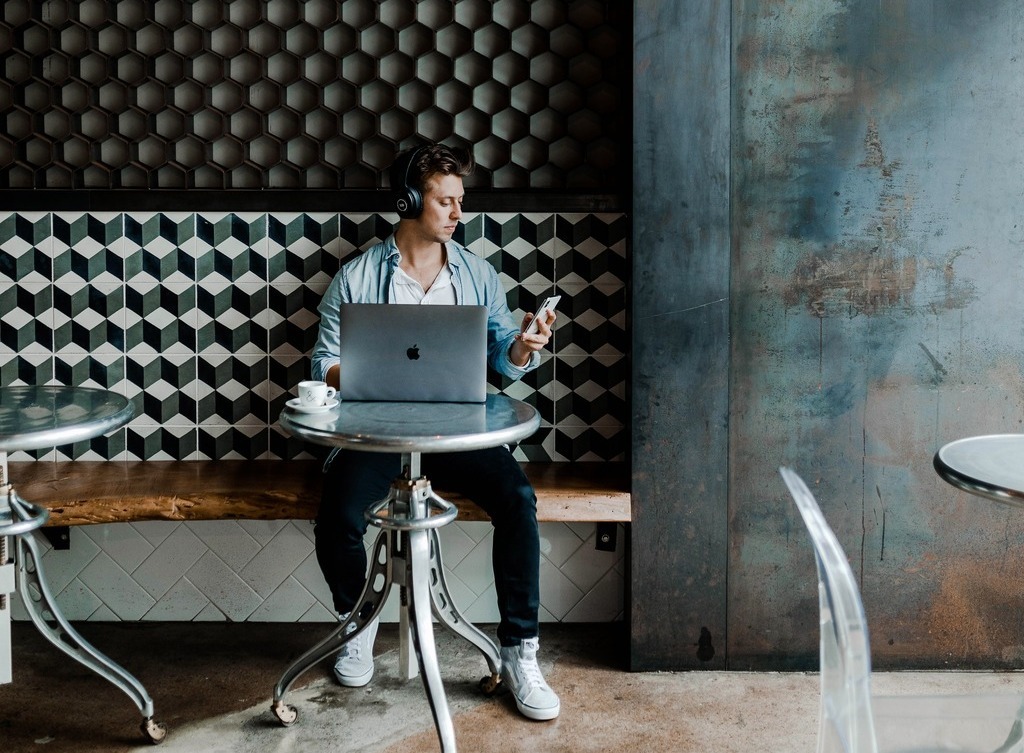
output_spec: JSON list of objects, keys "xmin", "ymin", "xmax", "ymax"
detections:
[{"xmin": 0, "ymin": 210, "xmax": 628, "ymax": 461}]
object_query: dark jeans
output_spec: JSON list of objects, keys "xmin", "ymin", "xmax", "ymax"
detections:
[{"xmin": 315, "ymin": 445, "xmax": 540, "ymax": 647}]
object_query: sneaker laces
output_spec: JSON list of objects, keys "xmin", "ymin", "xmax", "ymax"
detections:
[
  {"xmin": 517, "ymin": 641, "xmax": 548, "ymax": 691},
  {"xmin": 339, "ymin": 613, "xmax": 365, "ymax": 659},
  {"xmin": 341, "ymin": 635, "xmax": 364, "ymax": 661}
]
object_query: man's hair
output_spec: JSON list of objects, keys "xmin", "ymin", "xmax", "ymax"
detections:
[{"xmin": 403, "ymin": 143, "xmax": 474, "ymax": 194}]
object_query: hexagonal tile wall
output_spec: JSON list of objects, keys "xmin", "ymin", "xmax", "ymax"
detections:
[{"xmin": 0, "ymin": 0, "xmax": 627, "ymax": 190}]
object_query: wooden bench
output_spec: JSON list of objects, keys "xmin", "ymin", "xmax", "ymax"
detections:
[{"xmin": 6, "ymin": 460, "xmax": 631, "ymax": 531}]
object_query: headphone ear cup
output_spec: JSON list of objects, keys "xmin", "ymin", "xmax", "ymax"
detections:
[
  {"xmin": 395, "ymin": 186, "xmax": 422, "ymax": 219},
  {"xmin": 391, "ymin": 146, "xmax": 425, "ymax": 219}
]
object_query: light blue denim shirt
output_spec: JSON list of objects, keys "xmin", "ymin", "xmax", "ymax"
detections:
[{"xmin": 311, "ymin": 235, "xmax": 540, "ymax": 384}]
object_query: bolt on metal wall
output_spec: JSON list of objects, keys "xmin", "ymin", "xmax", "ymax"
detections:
[{"xmin": 0, "ymin": 0, "xmax": 626, "ymax": 191}]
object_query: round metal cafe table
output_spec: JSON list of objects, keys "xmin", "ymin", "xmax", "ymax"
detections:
[
  {"xmin": 273, "ymin": 394, "xmax": 540, "ymax": 753},
  {"xmin": 0, "ymin": 385, "xmax": 165, "ymax": 744},
  {"xmin": 934, "ymin": 433, "xmax": 1024, "ymax": 506}
]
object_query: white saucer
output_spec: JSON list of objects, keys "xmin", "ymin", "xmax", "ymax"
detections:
[{"xmin": 286, "ymin": 397, "xmax": 339, "ymax": 414}]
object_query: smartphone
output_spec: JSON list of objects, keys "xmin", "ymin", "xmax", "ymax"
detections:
[{"xmin": 524, "ymin": 295, "xmax": 560, "ymax": 336}]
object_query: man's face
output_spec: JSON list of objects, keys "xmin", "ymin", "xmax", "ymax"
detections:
[{"xmin": 412, "ymin": 173, "xmax": 464, "ymax": 244}]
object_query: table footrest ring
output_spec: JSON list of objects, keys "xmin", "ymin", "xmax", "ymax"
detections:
[
  {"xmin": 366, "ymin": 492, "xmax": 458, "ymax": 531},
  {"xmin": 0, "ymin": 486, "xmax": 50, "ymax": 537}
]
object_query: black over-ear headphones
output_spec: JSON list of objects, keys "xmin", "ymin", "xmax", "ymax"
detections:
[{"xmin": 390, "ymin": 146, "xmax": 426, "ymax": 219}]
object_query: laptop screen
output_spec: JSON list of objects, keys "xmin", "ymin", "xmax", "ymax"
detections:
[{"xmin": 337, "ymin": 303, "xmax": 488, "ymax": 403}]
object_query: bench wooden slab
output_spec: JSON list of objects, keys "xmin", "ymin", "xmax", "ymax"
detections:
[{"xmin": 7, "ymin": 460, "xmax": 631, "ymax": 526}]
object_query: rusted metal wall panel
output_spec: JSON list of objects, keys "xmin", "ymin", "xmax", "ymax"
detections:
[
  {"xmin": 730, "ymin": 0, "xmax": 1024, "ymax": 669},
  {"xmin": 632, "ymin": 0, "xmax": 731, "ymax": 669}
]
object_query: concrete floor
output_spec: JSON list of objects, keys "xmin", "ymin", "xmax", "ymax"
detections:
[{"xmin": 4, "ymin": 622, "xmax": 1024, "ymax": 753}]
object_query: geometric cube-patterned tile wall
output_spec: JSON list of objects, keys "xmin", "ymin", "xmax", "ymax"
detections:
[
  {"xmin": 0, "ymin": 210, "xmax": 628, "ymax": 462},
  {"xmin": 1, "ymin": 208, "xmax": 628, "ymax": 622}
]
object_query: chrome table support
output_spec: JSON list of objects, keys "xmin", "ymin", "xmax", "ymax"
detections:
[
  {"xmin": 274, "ymin": 396, "xmax": 540, "ymax": 752},
  {"xmin": 271, "ymin": 452, "xmax": 502, "ymax": 753},
  {"xmin": 0, "ymin": 386, "xmax": 166, "ymax": 744},
  {"xmin": 0, "ymin": 455, "xmax": 24, "ymax": 686},
  {"xmin": 0, "ymin": 453, "xmax": 166, "ymax": 744}
]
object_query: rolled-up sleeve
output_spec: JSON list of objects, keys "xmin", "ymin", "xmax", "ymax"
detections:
[
  {"xmin": 483, "ymin": 265, "xmax": 541, "ymax": 380},
  {"xmin": 310, "ymin": 272, "xmax": 346, "ymax": 382}
]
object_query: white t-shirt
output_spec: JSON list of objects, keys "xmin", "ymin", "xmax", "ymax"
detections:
[{"xmin": 390, "ymin": 263, "xmax": 456, "ymax": 305}]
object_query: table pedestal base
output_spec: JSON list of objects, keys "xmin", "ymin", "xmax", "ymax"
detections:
[
  {"xmin": 271, "ymin": 453, "xmax": 501, "ymax": 753},
  {"xmin": 0, "ymin": 472, "xmax": 166, "ymax": 744},
  {"xmin": 1, "ymin": 533, "xmax": 11, "ymax": 685}
]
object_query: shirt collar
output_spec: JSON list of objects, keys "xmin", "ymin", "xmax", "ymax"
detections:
[{"xmin": 385, "ymin": 235, "xmax": 466, "ymax": 271}]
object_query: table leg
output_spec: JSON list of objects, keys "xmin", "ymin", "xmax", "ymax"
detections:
[
  {"xmin": 0, "ymin": 534, "xmax": 11, "ymax": 685},
  {"xmin": 14, "ymin": 529, "xmax": 166, "ymax": 742},
  {"xmin": 0, "ymin": 454, "xmax": 12, "ymax": 686},
  {"xmin": 399, "ymin": 586, "xmax": 417, "ymax": 680},
  {"xmin": 2, "ymin": 467, "xmax": 165, "ymax": 741},
  {"xmin": 397, "ymin": 451, "xmax": 419, "ymax": 681},
  {"xmin": 407, "ymin": 526, "xmax": 458, "ymax": 753},
  {"xmin": 427, "ymin": 527, "xmax": 501, "ymax": 687},
  {"xmin": 271, "ymin": 528, "xmax": 395, "ymax": 725},
  {"xmin": 396, "ymin": 530, "xmax": 419, "ymax": 681}
]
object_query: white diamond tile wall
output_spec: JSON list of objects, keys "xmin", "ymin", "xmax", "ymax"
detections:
[{"xmin": 9, "ymin": 521, "xmax": 626, "ymax": 624}]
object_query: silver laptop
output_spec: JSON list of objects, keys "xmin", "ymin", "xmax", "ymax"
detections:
[{"xmin": 337, "ymin": 303, "xmax": 488, "ymax": 403}]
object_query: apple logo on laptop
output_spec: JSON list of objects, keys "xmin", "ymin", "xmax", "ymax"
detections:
[{"xmin": 406, "ymin": 344, "xmax": 420, "ymax": 360}]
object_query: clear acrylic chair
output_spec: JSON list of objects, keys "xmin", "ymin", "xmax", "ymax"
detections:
[{"xmin": 780, "ymin": 467, "xmax": 1024, "ymax": 753}]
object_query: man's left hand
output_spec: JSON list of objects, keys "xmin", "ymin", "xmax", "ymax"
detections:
[{"xmin": 510, "ymin": 310, "xmax": 556, "ymax": 366}]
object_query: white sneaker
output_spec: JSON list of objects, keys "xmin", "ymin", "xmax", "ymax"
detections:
[
  {"xmin": 499, "ymin": 637, "xmax": 560, "ymax": 721},
  {"xmin": 333, "ymin": 613, "xmax": 378, "ymax": 688}
]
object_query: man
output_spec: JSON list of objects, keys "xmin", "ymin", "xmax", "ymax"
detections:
[{"xmin": 309, "ymin": 143, "xmax": 560, "ymax": 721}]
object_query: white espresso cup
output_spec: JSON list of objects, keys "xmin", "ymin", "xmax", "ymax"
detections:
[{"xmin": 297, "ymin": 380, "xmax": 337, "ymax": 407}]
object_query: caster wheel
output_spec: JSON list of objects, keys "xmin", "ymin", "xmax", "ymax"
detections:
[
  {"xmin": 478, "ymin": 673, "xmax": 502, "ymax": 696},
  {"xmin": 272, "ymin": 700, "xmax": 298, "ymax": 726},
  {"xmin": 141, "ymin": 718, "xmax": 167, "ymax": 744}
]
